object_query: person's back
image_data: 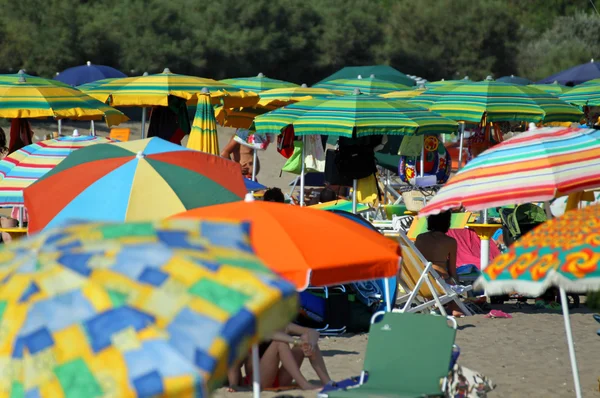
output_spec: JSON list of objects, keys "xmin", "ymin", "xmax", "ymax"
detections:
[{"xmin": 414, "ymin": 211, "xmax": 457, "ymax": 282}]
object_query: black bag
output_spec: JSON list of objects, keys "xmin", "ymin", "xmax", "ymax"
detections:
[
  {"xmin": 335, "ymin": 145, "xmax": 377, "ymax": 180},
  {"xmin": 325, "ymin": 149, "xmax": 353, "ymax": 186}
]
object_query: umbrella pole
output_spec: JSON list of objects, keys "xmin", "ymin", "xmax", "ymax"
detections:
[
  {"xmin": 384, "ymin": 277, "xmax": 392, "ymax": 312},
  {"xmin": 457, "ymin": 123, "xmax": 465, "ymax": 170},
  {"xmin": 58, "ymin": 119, "xmax": 62, "ymax": 135},
  {"xmin": 252, "ymin": 150, "xmax": 258, "ymax": 182},
  {"xmin": 252, "ymin": 344, "xmax": 261, "ymax": 398},
  {"xmin": 419, "ymin": 138, "xmax": 425, "ymax": 177},
  {"xmin": 559, "ymin": 287, "xmax": 582, "ymax": 398},
  {"xmin": 300, "ymin": 136, "xmax": 306, "ymax": 206},
  {"xmin": 18, "ymin": 207, "xmax": 23, "ymax": 228},
  {"xmin": 141, "ymin": 107, "xmax": 147, "ymax": 139},
  {"xmin": 480, "ymin": 209, "xmax": 490, "ymax": 270},
  {"xmin": 352, "ymin": 179, "xmax": 358, "ymax": 214},
  {"xmin": 90, "ymin": 120, "xmax": 95, "ymax": 136}
]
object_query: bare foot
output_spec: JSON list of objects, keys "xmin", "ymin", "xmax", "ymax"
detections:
[
  {"xmin": 452, "ymin": 310, "xmax": 465, "ymax": 317},
  {"xmin": 299, "ymin": 382, "xmax": 322, "ymax": 390}
]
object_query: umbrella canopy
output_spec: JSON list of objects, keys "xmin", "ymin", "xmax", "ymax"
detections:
[
  {"xmin": 313, "ymin": 75, "xmax": 412, "ymax": 95},
  {"xmin": 257, "ymin": 84, "xmax": 343, "ymax": 108},
  {"xmin": 425, "ymin": 77, "xmax": 472, "ymax": 88},
  {"xmin": 0, "ymin": 76, "xmax": 128, "ymax": 126},
  {"xmin": 214, "ymin": 105, "xmax": 272, "ymax": 129},
  {"xmin": 0, "ymin": 218, "xmax": 297, "ymax": 396},
  {"xmin": 172, "ymin": 201, "xmax": 401, "ymax": 290},
  {"xmin": 55, "ymin": 61, "xmax": 127, "ymax": 86},
  {"xmin": 380, "ymin": 88, "xmax": 426, "ymax": 100},
  {"xmin": 529, "ymin": 82, "xmax": 572, "ymax": 96},
  {"xmin": 559, "ymin": 81, "xmax": 600, "ymax": 107},
  {"xmin": 0, "ymin": 135, "xmax": 113, "ymax": 206},
  {"xmin": 537, "ymin": 59, "xmax": 600, "ymax": 86},
  {"xmin": 419, "ymin": 127, "xmax": 600, "ymax": 216},
  {"xmin": 77, "ymin": 68, "xmax": 257, "ymax": 108},
  {"xmin": 411, "ymin": 81, "xmax": 583, "ymax": 123},
  {"xmin": 221, "ymin": 72, "xmax": 298, "ymax": 93},
  {"xmin": 315, "ymin": 65, "xmax": 415, "ymax": 87},
  {"xmin": 24, "ymin": 137, "xmax": 247, "ymax": 233},
  {"xmin": 0, "ymin": 70, "xmax": 70, "ymax": 88},
  {"xmin": 187, "ymin": 94, "xmax": 220, "ymax": 155},
  {"xmin": 254, "ymin": 92, "xmax": 458, "ymax": 138},
  {"xmin": 496, "ymin": 75, "xmax": 533, "ymax": 85},
  {"xmin": 480, "ymin": 203, "xmax": 600, "ymax": 295}
]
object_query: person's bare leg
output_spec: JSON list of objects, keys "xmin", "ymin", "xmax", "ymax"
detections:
[
  {"xmin": 0, "ymin": 217, "xmax": 16, "ymax": 243},
  {"xmin": 276, "ymin": 345, "xmax": 305, "ymax": 387},
  {"xmin": 272, "ymin": 342, "xmax": 319, "ymax": 390},
  {"xmin": 306, "ymin": 345, "xmax": 332, "ymax": 385},
  {"xmin": 258, "ymin": 343, "xmax": 282, "ymax": 389}
]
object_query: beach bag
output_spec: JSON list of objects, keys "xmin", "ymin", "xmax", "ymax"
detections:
[
  {"xmin": 304, "ymin": 135, "xmax": 326, "ymax": 172},
  {"xmin": 277, "ymin": 125, "xmax": 295, "ymax": 158},
  {"xmin": 500, "ymin": 203, "xmax": 546, "ymax": 246},
  {"xmin": 335, "ymin": 145, "xmax": 377, "ymax": 180},
  {"xmin": 281, "ymin": 141, "xmax": 304, "ymax": 174}
]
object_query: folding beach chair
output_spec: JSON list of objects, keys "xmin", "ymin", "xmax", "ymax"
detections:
[
  {"xmin": 322, "ymin": 311, "xmax": 457, "ymax": 397},
  {"xmin": 395, "ymin": 231, "xmax": 472, "ymax": 316}
]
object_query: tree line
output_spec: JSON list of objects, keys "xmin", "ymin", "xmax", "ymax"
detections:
[{"xmin": 0, "ymin": 0, "xmax": 596, "ymax": 84}]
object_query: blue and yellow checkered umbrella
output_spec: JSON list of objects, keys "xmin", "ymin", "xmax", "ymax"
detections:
[{"xmin": 0, "ymin": 219, "xmax": 298, "ymax": 397}]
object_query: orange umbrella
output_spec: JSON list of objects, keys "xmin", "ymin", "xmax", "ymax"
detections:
[{"xmin": 172, "ymin": 201, "xmax": 401, "ymax": 290}]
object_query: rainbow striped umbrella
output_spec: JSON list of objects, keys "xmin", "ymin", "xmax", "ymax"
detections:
[
  {"xmin": 255, "ymin": 93, "xmax": 458, "ymax": 137},
  {"xmin": 559, "ymin": 81, "xmax": 600, "ymax": 107},
  {"xmin": 411, "ymin": 81, "xmax": 583, "ymax": 123},
  {"xmin": 257, "ymin": 84, "xmax": 343, "ymax": 108},
  {"xmin": 313, "ymin": 75, "xmax": 412, "ymax": 95},
  {"xmin": 0, "ymin": 218, "xmax": 297, "ymax": 397},
  {"xmin": 0, "ymin": 77, "xmax": 128, "ymax": 126},
  {"xmin": 221, "ymin": 72, "xmax": 298, "ymax": 93},
  {"xmin": 529, "ymin": 82, "xmax": 572, "ymax": 95},
  {"xmin": 24, "ymin": 137, "xmax": 247, "ymax": 234},
  {"xmin": 0, "ymin": 135, "xmax": 112, "ymax": 206},
  {"xmin": 187, "ymin": 94, "xmax": 219, "ymax": 155},
  {"xmin": 419, "ymin": 127, "xmax": 600, "ymax": 216}
]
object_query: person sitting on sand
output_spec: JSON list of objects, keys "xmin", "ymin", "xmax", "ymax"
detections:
[
  {"xmin": 228, "ymin": 323, "xmax": 332, "ymax": 391},
  {"xmin": 263, "ymin": 188, "xmax": 285, "ymax": 203},
  {"xmin": 415, "ymin": 210, "xmax": 464, "ymax": 317}
]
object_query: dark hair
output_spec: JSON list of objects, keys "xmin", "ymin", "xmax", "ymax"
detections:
[
  {"xmin": 427, "ymin": 211, "xmax": 452, "ymax": 233},
  {"xmin": 0, "ymin": 127, "xmax": 7, "ymax": 156},
  {"xmin": 319, "ymin": 188, "xmax": 337, "ymax": 203},
  {"xmin": 263, "ymin": 187, "xmax": 285, "ymax": 203}
]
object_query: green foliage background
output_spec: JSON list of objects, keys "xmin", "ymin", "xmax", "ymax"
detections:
[{"xmin": 0, "ymin": 0, "xmax": 596, "ymax": 83}]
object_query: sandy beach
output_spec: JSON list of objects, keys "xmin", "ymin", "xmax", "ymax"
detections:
[{"xmin": 16, "ymin": 120, "xmax": 600, "ymax": 397}]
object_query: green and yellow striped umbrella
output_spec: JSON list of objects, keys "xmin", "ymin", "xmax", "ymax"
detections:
[
  {"xmin": 313, "ymin": 75, "xmax": 412, "ymax": 95},
  {"xmin": 187, "ymin": 94, "xmax": 220, "ymax": 155},
  {"xmin": 0, "ymin": 70, "xmax": 70, "ymax": 88},
  {"xmin": 529, "ymin": 82, "xmax": 572, "ymax": 96},
  {"xmin": 78, "ymin": 69, "xmax": 258, "ymax": 108},
  {"xmin": 559, "ymin": 81, "xmax": 600, "ymax": 107},
  {"xmin": 411, "ymin": 81, "xmax": 583, "ymax": 123},
  {"xmin": 425, "ymin": 77, "xmax": 472, "ymax": 88},
  {"xmin": 380, "ymin": 88, "xmax": 426, "ymax": 100},
  {"xmin": 0, "ymin": 76, "xmax": 128, "ymax": 126},
  {"xmin": 257, "ymin": 84, "xmax": 343, "ymax": 108},
  {"xmin": 254, "ymin": 93, "xmax": 458, "ymax": 138},
  {"xmin": 215, "ymin": 105, "xmax": 272, "ymax": 129},
  {"xmin": 77, "ymin": 78, "xmax": 120, "ymax": 103},
  {"xmin": 221, "ymin": 72, "xmax": 298, "ymax": 93}
]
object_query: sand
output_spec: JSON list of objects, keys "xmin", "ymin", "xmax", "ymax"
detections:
[{"xmin": 16, "ymin": 120, "xmax": 600, "ymax": 397}]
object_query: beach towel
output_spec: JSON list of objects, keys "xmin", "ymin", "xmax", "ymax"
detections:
[
  {"xmin": 444, "ymin": 364, "xmax": 495, "ymax": 397},
  {"xmin": 446, "ymin": 228, "xmax": 500, "ymax": 270},
  {"xmin": 8, "ymin": 119, "xmax": 33, "ymax": 153}
]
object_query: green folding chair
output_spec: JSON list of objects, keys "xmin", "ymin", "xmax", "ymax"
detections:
[{"xmin": 326, "ymin": 312, "xmax": 457, "ymax": 397}]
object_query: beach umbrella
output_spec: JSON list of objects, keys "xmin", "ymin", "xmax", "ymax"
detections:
[
  {"xmin": 559, "ymin": 80, "xmax": 600, "ymax": 107},
  {"xmin": 537, "ymin": 58, "xmax": 600, "ymax": 86},
  {"xmin": 214, "ymin": 105, "xmax": 272, "ymax": 129},
  {"xmin": 478, "ymin": 205, "xmax": 600, "ymax": 398},
  {"xmin": 55, "ymin": 61, "xmax": 127, "ymax": 86},
  {"xmin": 380, "ymin": 87, "xmax": 426, "ymax": 100},
  {"xmin": 187, "ymin": 91, "xmax": 220, "ymax": 155},
  {"xmin": 0, "ymin": 75, "xmax": 128, "ymax": 126},
  {"xmin": 0, "ymin": 70, "xmax": 70, "ymax": 88},
  {"xmin": 316, "ymin": 65, "xmax": 415, "ymax": 87},
  {"xmin": 77, "ymin": 78, "xmax": 124, "ymax": 103},
  {"xmin": 0, "ymin": 134, "xmax": 113, "ymax": 206},
  {"xmin": 172, "ymin": 200, "xmax": 401, "ymax": 291},
  {"xmin": 244, "ymin": 178, "xmax": 266, "ymax": 191},
  {"xmin": 425, "ymin": 76, "xmax": 472, "ymax": 88},
  {"xmin": 411, "ymin": 81, "xmax": 583, "ymax": 123},
  {"xmin": 257, "ymin": 84, "xmax": 343, "ymax": 108},
  {"xmin": 496, "ymin": 75, "xmax": 532, "ymax": 85},
  {"xmin": 529, "ymin": 82, "xmax": 572, "ymax": 96},
  {"xmin": 221, "ymin": 72, "xmax": 298, "ymax": 93},
  {"xmin": 313, "ymin": 75, "xmax": 412, "ymax": 95},
  {"xmin": 0, "ymin": 218, "xmax": 297, "ymax": 397},
  {"xmin": 23, "ymin": 137, "xmax": 247, "ymax": 233}
]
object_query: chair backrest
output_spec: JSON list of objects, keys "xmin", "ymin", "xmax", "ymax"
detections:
[
  {"xmin": 397, "ymin": 232, "xmax": 441, "ymax": 300},
  {"xmin": 109, "ymin": 128, "xmax": 131, "ymax": 142},
  {"xmin": 406, "ymin": 212, "xmax": 473, "ymax": 240},
  {"xmin": 363, "ymin": 312, "xmax": 456, "ymax": 395}
]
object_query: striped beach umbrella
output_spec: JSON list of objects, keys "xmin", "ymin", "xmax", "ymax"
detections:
[
  {"xmin": 257, "ymin": 84, "xmax": 343, "ymax": 108},
  {"xmin": 0, "ymin": 76, "xmax": 128, "ymax": 126},
  {"xmin": 0, "ymin": 70, "xmax": 70, "ymax": 88},
  {"xmin": 380, "ymin": 88, "xmax": 426, "ymax": 100},
  {"xmin": 411, "ymin": 81, "xmax": 583, "ymax": 123},
  {"xmin": 496, "ymin": 75, "xmax": 532, "ymax": 85},
  {"xmin": 313, "ymin": 75, "xmax": 412, "ymax": 95},
  {"xmin": 24, "ymin": 137, "xmax": 247, "ymax": 233},
  {"xmin": 214, "ymin": 106, "xmax": 272, "ymax": 129},
  {"xmin": 77, "ymin": 77, "xmax": 121, "ymax": 103},
  {"xmin": 255, "ymin": 92, "xmax": 458, "ymax": 138},
  {"xmin": 0, "ymin": 218, "xmax": 297, "ymax": 397},
  {"xmin": 425, "ymin": 77, "xmax": 472, "ymax": 88},
  {"xmin": 221, "ymin": 72, "xmax": 298, "ymax": 93},
  {"xmin": 0, "ymin": 135, "xmax": 112, "ymax": 206},
  {"xmin": 187, "ymin": 94, "xmax": 220, "ymax": 155},
  {"xmin": 418, "ymin": 127, "xmax": 600, "ymax": 216},
  {"xmin": 529, "ymin": 82, "xmax": 572, "ymax": 96},
  {"xmin": 559, "ymin": 81, "xmax": 600, "ymax": 107}
]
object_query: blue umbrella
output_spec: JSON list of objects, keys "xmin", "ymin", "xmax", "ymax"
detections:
[
  {"xmin": 55, "ymin": 61, "xmax": 127, "ymax": 86},
  {"xmin": 244, "ymin": 178, "xmax": 266, "ymax": 191},
  {"xmin": 496, "ymin": 75, "xmax": 532, "ymax": 85},
  {"xmin": 537, "ymin": 59, "xmax": 600, "ymax": 86}
]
